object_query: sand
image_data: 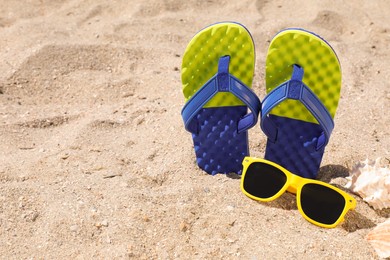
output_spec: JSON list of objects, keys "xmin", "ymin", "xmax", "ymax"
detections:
[{"xmin": 0, "ymin": 0, "xmax": 389, "ymax": 259}]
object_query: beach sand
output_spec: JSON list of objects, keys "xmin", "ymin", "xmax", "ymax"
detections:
[{"xmin": 0, "ymin": 0, "xmax": 389, "ymax": 258}]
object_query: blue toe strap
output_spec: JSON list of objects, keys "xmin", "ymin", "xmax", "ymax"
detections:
[
  {"xmin": 181, "ymin": 55, "xmax": 261, "ymax": 135},
  {"xmin": 261, "ymin": 64, "xmax": 334, "ymax": 150}
]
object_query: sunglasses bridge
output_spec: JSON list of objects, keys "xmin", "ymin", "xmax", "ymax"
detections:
[{"xmin": 284, "ymin": 173, "xmax": 303, "ymax": 195}]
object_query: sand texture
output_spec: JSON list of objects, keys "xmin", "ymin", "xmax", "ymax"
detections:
[{"xmin": 0, "ymin": 0, "xmax": 389, "ymax": 259}]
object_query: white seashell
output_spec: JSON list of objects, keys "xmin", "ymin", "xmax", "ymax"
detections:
[
  {"xmin": 366, "ymin": 218, "xmax": 390, "ymax": 259},
  {"xmin": 345, "ymin": 158, "xmax": 390, "ymax": 210}
]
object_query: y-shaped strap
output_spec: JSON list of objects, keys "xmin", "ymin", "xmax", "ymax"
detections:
[
  {"xmin": 261, "ymin": 64, "xmax": 334, "ymax": 150},
  {"xmin": 181, "ymin": 56, "xmax": 261, "ymax": 135}
]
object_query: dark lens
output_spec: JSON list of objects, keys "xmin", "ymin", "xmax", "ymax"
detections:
[
  {"xmin": 243, "ymin": 162, "xmax": 287, "ymax": 199},
  {"xmin": 301, "ymin": 183, "xmax": 346, "ymax": 225}
]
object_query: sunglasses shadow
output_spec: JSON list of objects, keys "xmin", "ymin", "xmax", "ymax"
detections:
[
  {"xmin": 260, "ymin": 192, "xmax": 298, "ymax": 210},
  {"xmin": 341, "ymin": 211, "xmax": 376, "ymax": 232}
]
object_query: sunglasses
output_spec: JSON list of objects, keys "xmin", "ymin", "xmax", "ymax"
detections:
[{"xmin": 240, "ymin": 157, "xmax": 356, "ymax": 228}]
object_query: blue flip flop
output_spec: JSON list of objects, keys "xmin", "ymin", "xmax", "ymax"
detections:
[
  {"xmin": 261, "ymin": 29, "xmax": 342, "ymax": 179},
  {"xmin": 181, "ymin": 22, "xmax": 261, "ymax": 175}
]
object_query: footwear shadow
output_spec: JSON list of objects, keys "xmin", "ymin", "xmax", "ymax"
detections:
[
  {"xmin": 226, "ymin": 172, "xmax": 241, "ymax": 180},
  {"xmin": 317, "ymin": 164, "xmax": 349, "ymax": 182}
]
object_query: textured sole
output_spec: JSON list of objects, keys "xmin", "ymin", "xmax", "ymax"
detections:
[
  {"xmin": 182, "ymin": 22, "xmax": 255, "ymax": 108},
  {"xmin": 193, "ymin": 106, "xmax": 248, "ymax": 175},
  {"xmin": 264, "ymin": 116, "xmax": 325, "ymax": 178},
  {"xmin": 266, "ymin": 29, "xmax": 341, "ymax": 123}
]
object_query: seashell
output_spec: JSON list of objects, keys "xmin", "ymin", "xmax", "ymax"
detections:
[
  {"xmin": 345, "ymin": 158, "xmax": 390, "ymax": 210},
  {"xmin": 366, "ymin": 218, "xmax": 390, "ymax": 258}
]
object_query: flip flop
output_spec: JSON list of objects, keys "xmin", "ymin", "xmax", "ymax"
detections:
[
  {"xmin": 181, "ymin": 22, "xmax": 261, "ymax": 175},
  {"xmin": 261, "ymin": 29, "xmax": 341, "ymax": 179}
]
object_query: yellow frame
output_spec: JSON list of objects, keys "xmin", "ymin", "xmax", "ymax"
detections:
[{"xmin": 240, "ymin": 157, "xmax": 356, "ymax": 228}]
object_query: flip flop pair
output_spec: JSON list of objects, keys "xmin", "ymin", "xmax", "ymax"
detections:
[{"xmin": 181, "ymin": 22, "xmax": 341, "ymax": 178}]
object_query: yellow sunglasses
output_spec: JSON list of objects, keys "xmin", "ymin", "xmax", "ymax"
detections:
[{"xmin": 240, "ymin": 157, "xmax": 356, "ymax": 228}]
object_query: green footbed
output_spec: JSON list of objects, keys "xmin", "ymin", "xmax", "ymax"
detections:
[
  {"xmin": 266, "ymin": 29, "xmax": 341, "ymax": 123},
  {"xmin": 181, "ymin": 22, "xmax": 255, "ymax": 108}
]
